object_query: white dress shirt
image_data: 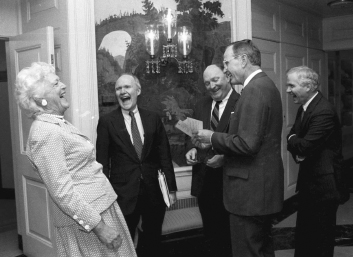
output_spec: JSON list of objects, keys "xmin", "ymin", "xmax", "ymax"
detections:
[
  {"xmin": 210, "ymin": 88, "xmax": 234, "ymax": 121},
  {"xmin": 122, "ymin": 107, "xmax": 145, "ymax": 144}
]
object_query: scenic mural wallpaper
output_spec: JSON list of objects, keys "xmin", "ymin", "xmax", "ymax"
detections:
[{"xmin": 94, "ymin": 0, "xmax": 232, "ymax": 167}]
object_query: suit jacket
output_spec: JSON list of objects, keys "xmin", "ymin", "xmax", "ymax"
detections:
[
  {"xmin": 26, "ymin": 114, "xmax": 117, "ymax": 232},
  {"xmin": 186, "ymin": 90, "xmax": 240, "ymax": 197},
  {"xmin": 96, "ymin": 107, "xmax": 177, "ymax": 215},
  {"xmin": 212, "ymin": 72, "xmax": 284, "ymax": 216},
  {"xmin": 287, "ymin": 91, "xmax": 349, "ymax": 204}
]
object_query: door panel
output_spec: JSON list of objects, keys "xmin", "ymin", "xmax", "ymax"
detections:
[
  {"xmin": 281, "ymin": 43, "xmax": 307, "ymax": 199},
  {"xmin": 8, "ymin": 26, "xmax": 56, "ymax": 257},
  {"xmin": 25, "ymin": 178, "xmax": 52, "ymax": 243},
  {"xmin": 253, "ymin": 38, "xmax": 280, "ymax": 91},
  {"xmin": 308, "ymin": 48, "xmax": 327, "ymax": 98}
]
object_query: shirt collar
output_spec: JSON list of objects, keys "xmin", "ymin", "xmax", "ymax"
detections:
[
  {"xmin": 303, "ymin": 92, "xmax": 318, "ymax": 111},
  {"xmin": 121, "ymin": 106, "xmax": 139, "ymax": 116},
  {"xmin": 214, "ymin": 88, "xmax": 233, "ymax": 104},
  {"xmin": 243, "ymin": 69, "xmax": 262, "ymax": 88},
  {"xmin": 35, "ymin": 113, "xmax": 65, "ymax": 123}
]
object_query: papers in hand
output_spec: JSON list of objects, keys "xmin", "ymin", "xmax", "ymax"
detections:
[
  {"xmin": 175, "ymin": 118, "xmax": 203, "ymax": 137},
  {"xmin": 158, "ymin": 170, "xmax": 171, "ymax": 207}
]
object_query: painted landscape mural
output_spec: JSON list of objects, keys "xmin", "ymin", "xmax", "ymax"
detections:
[{"xmin": 95, "ymin": 0, "xmax": 231, "ymax": 167}]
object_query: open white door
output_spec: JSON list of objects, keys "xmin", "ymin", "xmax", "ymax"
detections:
[{"xmin": 7, "ymin": 26, "xmax": 56, "ymax": 257}]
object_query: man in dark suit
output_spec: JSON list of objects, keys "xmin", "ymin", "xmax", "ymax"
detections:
[
  {"xmin": 192, "ymin": 40, "xmax": 284, "ymax": 257},
  {"xmin": 286, "ymin": 66, "xmax": 349, "ymax": 257},
  {"xmin": 185, "ymin": 64, "xmax": 239, "ymax": 257},
  {"xmin": 96, "ymin": 74, "xmax": 177, "ymax": 257}
]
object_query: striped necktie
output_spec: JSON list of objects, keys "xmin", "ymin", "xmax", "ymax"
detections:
[
  {"xmin": 129, "ymin": 111, "xmax": 143, "ymax": 160},
  {"xmin": 210, "ymin": 101, "xmax": 222, "ymax": 131}
]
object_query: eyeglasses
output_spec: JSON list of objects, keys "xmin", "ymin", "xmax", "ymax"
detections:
[{"xmin": 223, "ymin": 54, "xmax": 244, "ymax": 66}]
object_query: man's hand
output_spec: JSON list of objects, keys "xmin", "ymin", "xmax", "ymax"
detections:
[
  {"xmin": 185, "ymin": 148, "xmax": 198, "ymax": 165},
  {"xmin": 93, "ymin": 220, "xmax": 122, "ymax": 250},
  {"xmin": 206, "ymin": 154, "xmax": 224, "ymax": 168},
  {"xmin": 191, "ymin": 129, "xmax": 213, "ymax": 149},
  {"xmin": 169, "ymin": 192, "xmax": 177, "ymax": 205}
]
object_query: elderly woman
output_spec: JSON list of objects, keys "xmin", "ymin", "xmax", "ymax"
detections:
[{"xmin": 15, "ymin": 62, "xmax": 137, "ymax": 257}]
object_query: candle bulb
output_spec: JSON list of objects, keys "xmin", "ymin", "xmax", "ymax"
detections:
[
  {"xmin": 151, "ymin": 36, "xmax": 154, "ymax": 55},
  {"xmin": 167, "ymin": 9, "xmax": 172, "ymax": 39},
  {"xmin": 181, "ymin": 28, "xmax": 187, "ymax": 56},
  {"xmin": 150, "ymin": 34, "xmax": 154, "ymax": 56},
  {"xmin": 183, "ymin": 36, "xmax": 186, "ymax": 56}
]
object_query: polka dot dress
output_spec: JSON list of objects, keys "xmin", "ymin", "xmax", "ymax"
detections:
[{"xmin": 26, "ymin": 113, "xmax": 137, "ymax": 257}]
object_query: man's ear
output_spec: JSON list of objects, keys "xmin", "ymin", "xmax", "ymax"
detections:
[
  {"xmin": 137, "ymin": 88, "xmax": 141, "ymax": 96},
  {"xmin": 305, "ymin": 84, "xmax": 313, "ymax": 92},
  {"xmin": 241, "ymin": 55, "xmax": 248, "ymax": 68}
]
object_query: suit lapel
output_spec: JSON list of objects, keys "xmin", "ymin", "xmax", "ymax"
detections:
[
  {"xmin": 217, "ymin": 90, "xmax": 239, "ymax": 132},
  {"xmin": 301, "ymin": 92, "xmax": 322, "ymax": 129},
  {"xmin": 139, "ymin": 108, "xmax": 153, "ymax": 160},
  {"xmin": 111, "ymin": 108, "xmax": 139, "ymax": 159},
  {"xmin": 294, "ymin": 106, "xmax": 304, "ymax": 133},
  {"xmin": 203, "ymin": 98, "xmax": 213, "ymax": 130}
]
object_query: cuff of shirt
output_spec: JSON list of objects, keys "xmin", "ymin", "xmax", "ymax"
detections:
[{"xmin": 288, "ymin": 134, "xmax": 296, "ymax": 141}]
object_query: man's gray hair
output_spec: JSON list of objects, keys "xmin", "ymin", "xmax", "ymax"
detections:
[
  {"xmin": 287, "ymin": 66, "xmax": 320, "ymax": 91},
  {"xmin": 117, "ymin": 73, "xmax": 141, "ymax": 90}
]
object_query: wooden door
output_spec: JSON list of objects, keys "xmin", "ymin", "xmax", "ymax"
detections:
[
  {"xmin": 7, "ymin": 26, "xmax": 56, "ymax": 257},
  {"xmin": 308, "ymin": 48, "xmax": 327, "ymax": 97},
  {"xmin": 281, "ymin": 43, "xmax": 307, "ymax": 199}
]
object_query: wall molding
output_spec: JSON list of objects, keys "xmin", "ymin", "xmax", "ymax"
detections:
[{"xmin": 232, "ymin": 0, "xmax": 252, "ymax": 41}]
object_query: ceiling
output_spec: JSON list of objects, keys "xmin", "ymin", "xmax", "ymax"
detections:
[{"xmin": 279, "ymin": 0, "xmax": 353, "ymax": 18}]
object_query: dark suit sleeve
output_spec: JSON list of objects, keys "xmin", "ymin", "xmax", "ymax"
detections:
[
  {"xmin": 155, "ymin": 115, "xmax": 178, "ymax": 192},
  {"xmin": 212, "ymin": 86, "xmax": 268, "ymax": 156},
  {"xmin": 96, "ymin": 117, "xmax": 111, "ymax": 178},
  {"xmin": 287, "ymin": 109, "xmax": 336, "ymax": 156},
  {"xmin": 286, "ymin": 110, "xmax": 301, "ymax": 161}
]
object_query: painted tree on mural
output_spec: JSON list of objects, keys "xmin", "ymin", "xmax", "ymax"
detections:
[
  {"xmin": 142, "ymin": 0, "xmax": 159, "ymax": 24},
  {"xmin": 176, "ymin": 0, "xmax": 224, "ymax": 71}
]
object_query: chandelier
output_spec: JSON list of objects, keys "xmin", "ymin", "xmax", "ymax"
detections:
[{"xmin": 144, "ymin": 8, "xmax": 193, "ymax": 74}]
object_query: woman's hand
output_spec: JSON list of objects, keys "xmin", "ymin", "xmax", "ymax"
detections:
[{"xmin": 93, "ymin": 220, "xmax": 122, "ymax": 250}]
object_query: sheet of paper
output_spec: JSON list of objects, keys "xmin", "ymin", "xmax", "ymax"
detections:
[{"xmin": 175, "ymin": 117, "xmax": 203, "ymax": 137}]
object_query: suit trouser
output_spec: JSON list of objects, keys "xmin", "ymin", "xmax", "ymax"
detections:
[
  {"xmin": 229, "ymin": 213, "xmax": 275, "ymax": 257},
  {"xmin": 124, "ymin": 180, "xmax": 166, "ymax": 257},
  {"xmin": 294, "ymin": 197, "xmax": 338, "ymax": 257},
  {"xmin": 198, "ymin": 168, "xmax": 232, "ymax": 257}
]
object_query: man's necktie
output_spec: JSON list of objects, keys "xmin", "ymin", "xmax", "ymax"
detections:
[
  {"xmin": 129, "ymin": 111, "xmax": 143, "ymax": 160},
  {"xmin": 210, "ymin": 101, "xmax": 222, "ymax": 131}
]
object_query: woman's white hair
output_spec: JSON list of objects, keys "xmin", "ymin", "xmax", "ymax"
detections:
[{"xmin": 15, "ymin": 62, "xmax": 55, "ymax": 118}]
